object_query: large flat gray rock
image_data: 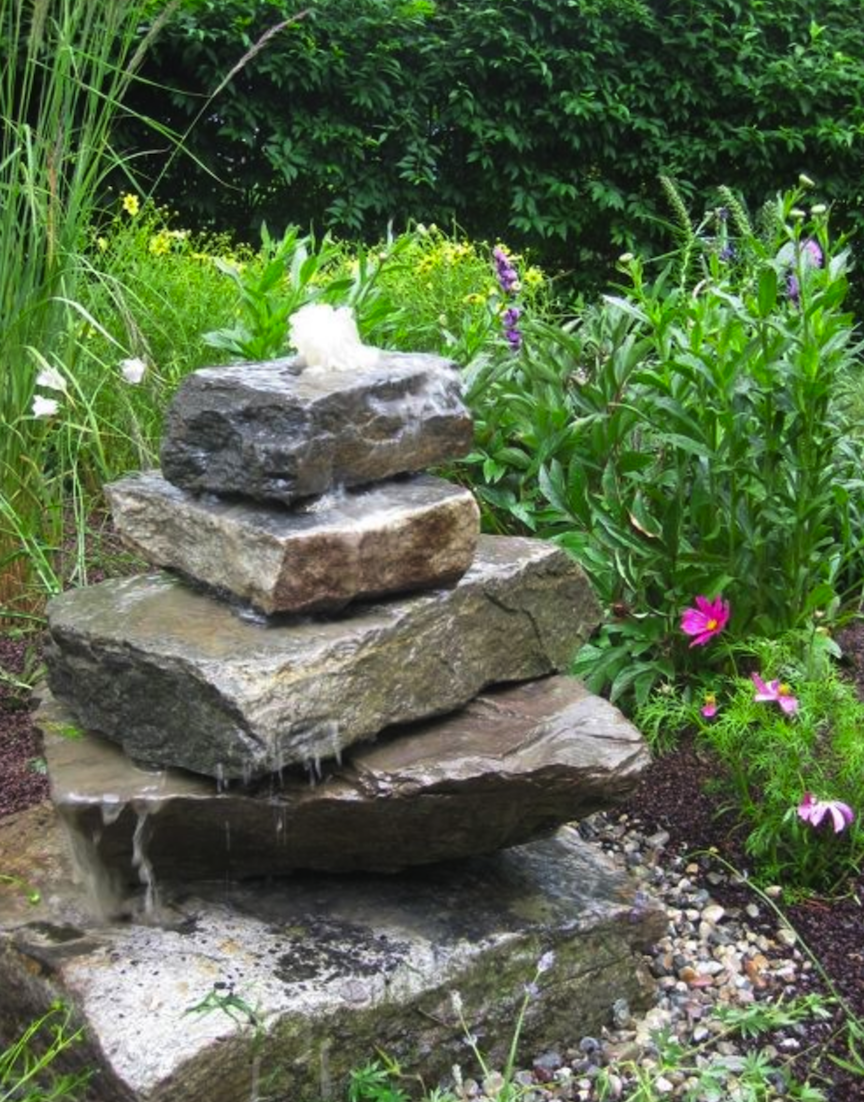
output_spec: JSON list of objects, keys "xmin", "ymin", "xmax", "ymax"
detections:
[
  {"xmin": 105, "ymin": 471, "xmax": 480, "ymax": 615},
  {"xmin": 40, "ymin": 676, "xmax": 649, "ymax": 877},
  {"xmin": 159, "ymin": 353, "xmax": 473, "ymax": 503},
  {"xmin": 0, "ymin": 805, "xmax": 665, "ymax": 1102},
  {"xmin": 44, "ymin": 537, "xmax": 601, "ymax": 781}
]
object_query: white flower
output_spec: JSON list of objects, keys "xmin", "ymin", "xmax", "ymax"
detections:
[
  {"xmin": 32, "ymin": 395, "xmax": 59, "ymax": 418},
  {"xmin": 36, "ymin": 366, "xmax": 67, "ymax": 393},
  {"xmin": 288, "ymin": 303, "xmax": 380, "ymax": 373},
  {"xmin": 119, "ymin": 357, "xmax": 147, "ymax": 385}
]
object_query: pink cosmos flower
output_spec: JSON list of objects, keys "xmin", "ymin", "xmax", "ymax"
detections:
[
  {"xmin": 681, "ymin": 595, "xmax": 730, "ymax": 647},
  {"xmin": 751, "ymin": 673, "xmax": 798, "ymax": 715},
  {"xmin": 797, "ymin": 793, "xmax": 855, "ymax": 834},
  {"xmin": 701, "ymin": 692, "xmax": 718, "ymax": 718}
]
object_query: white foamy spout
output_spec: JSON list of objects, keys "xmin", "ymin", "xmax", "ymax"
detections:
[{"xmin": 288, "ymin": 303, "xmax": 380, "ymax": 372}]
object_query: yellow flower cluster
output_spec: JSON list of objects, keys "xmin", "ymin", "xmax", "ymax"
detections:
[
  {"xmin": 148, "ymin": 229, "xmax": 190, "ymax": 256},
  {"xmin": 413, "ymin": 239, "xmax": 476, "ymax": 276}
]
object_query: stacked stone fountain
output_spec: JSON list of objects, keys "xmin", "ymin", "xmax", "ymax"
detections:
[
  {"xmin": 0, "ymin": 349, "xmax": 665, "ymax": 1102},
  {"xmin": 40, "ymin": 349, "xmax": 648, "ymax": 883}
]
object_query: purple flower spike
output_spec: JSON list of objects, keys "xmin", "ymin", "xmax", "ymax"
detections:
[{"xmin": 493, "ymin": 245, "xmax": 523, "ymax": 352}]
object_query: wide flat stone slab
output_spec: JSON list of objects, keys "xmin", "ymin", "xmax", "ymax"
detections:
[
  {"xmin": 40, "ymin": 676, "xmax": 649, "ymax": 877},
  {"xmin": 159, "ymin": 353, "xmax": 473, "ymax": 503},
  {"xmin": 105, "ymin": 471, "xmax": 480, "ymax": 615},
  {"xmin": 0, "ymin": 805, "xmax": 665, "ymax": 1102},
  {"xmin": 45, "ymin": 537, "xmax": 601, "ymax": 781}
]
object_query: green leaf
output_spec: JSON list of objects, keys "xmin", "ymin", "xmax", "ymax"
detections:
[{"xmin": 757, "ymin": 266, "xmax": 778, "ymax": 318}]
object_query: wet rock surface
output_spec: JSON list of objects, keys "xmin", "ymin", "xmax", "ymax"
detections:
[
  {"xmin": 41, "ymin": 676, "xmax": 649, "ymax": 877},
  {"xmin": 0, "ymin": 808, "xmax": 664, "ymax": 1102},
  {"xmin": 44, "ymin": 536, "xmax": 601, "ymax": 780},
  {"xmin": 159, "ymin": 353, "xmax": 474, "ymax": 503},
  {"xmin": 106, "ymin": 471, "xmax": 480, "ymax": 615}
]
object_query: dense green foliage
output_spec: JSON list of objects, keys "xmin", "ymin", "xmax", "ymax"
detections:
[
  {"xmin": 127, "ymin": 0, "xmax": 864, "ymax": 289},
  {"xmin": 462, "ymin": 184, "xmax": 864, "ymax": 706}
]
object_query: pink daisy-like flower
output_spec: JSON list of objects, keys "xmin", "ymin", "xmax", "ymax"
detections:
[
  {"xmin": 681, "ymin": 595, "xmax": 730, "ymax": 648},
  {"xmin": 751, "ymin": 673, "xmax": 798, "ymax": 715},
  {"xmin": 797, "ymin": 792, "xmax": 854, "ymax": 834},
  {"xmin": 701, "ymin": 692, "xmax": 718, "ymax": 718}
]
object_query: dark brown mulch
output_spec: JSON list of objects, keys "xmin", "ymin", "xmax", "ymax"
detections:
[
  {"xmin": 0, "ymin": 634, "xmax": 49, "ymax": 819},
  {"xmin": 1, "ymin": 598, "xmax": 862, "ymax": 1097}
]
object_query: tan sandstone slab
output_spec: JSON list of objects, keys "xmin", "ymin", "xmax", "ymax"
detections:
[
  {"xmin": 0, "ymin": 805, "xmax": 664, "ymax": 1102},
  {"xmin": 159, "ymin": 352, "xmax": 473, "ymax": 503},
  {"xmin": 44, "ymin": 537, "xmax": 601, "ymax": 781},
  {"xmin": 40, "ymin": 676, "xmax": 650, "ymax": 878},
  {"xmin": 105, "ymin": 471, "xmax": 480, "ymax": 615}
]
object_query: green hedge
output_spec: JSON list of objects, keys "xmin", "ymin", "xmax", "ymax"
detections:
[{"xmin": 128, "ymin": 0, "xmax": 864, "ymax": 287}]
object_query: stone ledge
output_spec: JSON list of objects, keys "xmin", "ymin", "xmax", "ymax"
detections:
[
  {"xmin": 41, "ymin": 676, "xmax": 650, "ymax": 876},
  {"xmin": 45, "ymin": 537, "xmax": 601, "ymax": 780},
  {"xmin": 106, "ymin": 471, "xmax": 480, "ymax": 615}
]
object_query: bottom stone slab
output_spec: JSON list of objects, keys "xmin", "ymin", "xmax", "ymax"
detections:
[{"xmin": 0, "ymin": 806, "xmax": 664, "ymax": 1102}]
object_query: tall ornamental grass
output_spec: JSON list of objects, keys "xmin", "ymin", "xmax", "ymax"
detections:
[{"xmin": 0, "ymin": 0, "xmax": 172, "ymax": 616}]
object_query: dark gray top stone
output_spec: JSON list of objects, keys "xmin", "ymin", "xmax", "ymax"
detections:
[{"xmin": 159, "ymin": 353, "xmax": 474, "ymax": 503}]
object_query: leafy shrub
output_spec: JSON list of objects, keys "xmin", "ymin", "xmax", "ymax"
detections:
[
  {"xmin": 459, "ymin": 182, "xmax": 864, "ymax": 706},
  {"xmin": 125, "ymin": 0, "xmax": 864, "ymax": 297}
]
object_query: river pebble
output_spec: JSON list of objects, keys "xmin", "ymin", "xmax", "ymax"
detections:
[{"xmin": 446, "ymin": 811, "xmax": 815, "ymax": 1101}]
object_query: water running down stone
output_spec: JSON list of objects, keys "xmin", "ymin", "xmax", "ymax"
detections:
[{"xmin": 4, "ymin": 347, "xmax": 660, "ymax": 1100}]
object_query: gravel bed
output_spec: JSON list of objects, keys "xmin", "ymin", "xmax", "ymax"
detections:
[{"xmin": 445, "ymin": 808, "xmax": 837, "ymax": 1102}]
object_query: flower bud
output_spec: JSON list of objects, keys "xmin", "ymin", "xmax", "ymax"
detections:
[{"xmin": 798, "ymin": 173, "xmax": 815, "ymax": 189}]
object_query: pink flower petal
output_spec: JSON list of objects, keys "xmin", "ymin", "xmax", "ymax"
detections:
[
  {"xmin": 751, "ymin": 672, "xmax": 772, "ymax": 697},
  {"xmin": 809, "ymin": 803, "xmax": 827, "ymax": 828}
]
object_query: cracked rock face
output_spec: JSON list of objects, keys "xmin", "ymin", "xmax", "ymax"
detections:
[
  {"xmin": 44, "ymin": 537, "xmax": 601, "ymax": 780},
  {"xmin": 42, "ymin": 676, "xmax": 649, "ymax": 876},
  {"xmin": 105, "ymin": 471, "xmax": 480, "ymax": 615},
  {"xmin": 159, "ymin": 353, "xmax": 474, "ymax": 503}
]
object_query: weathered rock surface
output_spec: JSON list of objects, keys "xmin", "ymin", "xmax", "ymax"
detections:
[
  {"xmin": 40, "ymin": 676, "xmax": 649, "ymax": 877},
  {"xmin": 105, "ymin": 470, "xmax": 480, "ymax": 615},
  {"xmin": 0, "ymin": 805, "xmax": 665, "ymax": 1102},
  {"xmin": 159, "ymin": 353, "xmax": 473, "ymax": 503},
  {"xmin": 44, "ymin": 537, "xmax": 601, "ymax": 781}
]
